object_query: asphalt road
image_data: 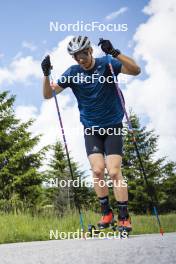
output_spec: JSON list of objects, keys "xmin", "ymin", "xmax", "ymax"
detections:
[{"xmin": 0, "ymin": 233, "xmax": 175, "ymax": 264}]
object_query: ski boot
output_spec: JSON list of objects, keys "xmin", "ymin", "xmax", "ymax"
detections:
[
  {"xmin": 97, "ymin": 209, "xmax": 115, "ymax": 229},
  {"xmin": 118, "ymin": 215, "xmax": 132, "ymax": 238},
  {"xmin": 88, "ymin": 210, "xmax": 115, "ymax": 237}
]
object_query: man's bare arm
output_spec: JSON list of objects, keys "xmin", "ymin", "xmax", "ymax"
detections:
[
  {"xmin": 116, "ymin": 54, "xmax": 141, "ymax": 76},
  {"xmin": 43, "ymin": 76, "xmax": 64, "ymax": 99},
  {"xmin": 98, "ymin": 39, "xmax": 141, "ymax": 76}
]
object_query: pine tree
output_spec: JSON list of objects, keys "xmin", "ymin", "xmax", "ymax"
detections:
[
  {"xmin": 121, "ymin": 112, "xmax": 176, "ymax": 214},
  {"xmin": 45, "ymin": 140, "xmax": 94, "ymax": 214},
  {"xmin": 45, "ymin": 141, "xmax": 71, "ymax": 214},
  {"xmin": 0, "ymin": 91, "xmax": 47, "ymax": 211},
  {"xmin": 159, "ymin": 161, "xmax": 176, "ymax": 212}
]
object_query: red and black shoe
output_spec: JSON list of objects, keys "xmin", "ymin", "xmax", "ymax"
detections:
[
  {"xmin": 118, "ymin": 215, "xmax": 132, "ymax": 232},
  {"xmin": 97, "ymin": 210, "xmax": 115, "ymax": 229}
]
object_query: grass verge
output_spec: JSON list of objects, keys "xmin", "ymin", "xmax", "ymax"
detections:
[{"xmin": 0, "ymin": 211, "xmax": 175, "ymax": 244}]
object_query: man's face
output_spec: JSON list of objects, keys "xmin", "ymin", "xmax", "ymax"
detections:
[{"xmin": 73, "ymin": 48, "xmax": 93, "ymax": 69}]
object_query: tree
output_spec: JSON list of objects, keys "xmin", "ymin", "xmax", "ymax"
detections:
[
  {"xmin": 45, "ymin": 140, "xmax": 95, "ymax": 215},
  {"xmin": 44, "ymin": 141, "xmax": 71, "ymax": 214},
  {"xmin": 120, "ymin": 112, "xmax": 176, "ymax": 214},
  {"xmin": 159, "ymin": 161, "xmax": 176, "ymax": 212},
  {"xmin": 0, "ymin": 91, "xmax": 47, "ymax": 211}
]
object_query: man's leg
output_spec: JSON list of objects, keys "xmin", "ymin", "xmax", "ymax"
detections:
[
  {"xmin": 84, "ymin": 130, "xmax": 114, "ymax": 227},
  {"xmin": 106, "ymin": 154, "xmax": 132, "ymax": 230},
  {"xmin": 88, "ymin": 153, "xmax": 114, "ymax": 227}
]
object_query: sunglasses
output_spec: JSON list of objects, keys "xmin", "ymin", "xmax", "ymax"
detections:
[{"xmin": 73, "ymin": 49, "xmax": 90, "ymax": 61}]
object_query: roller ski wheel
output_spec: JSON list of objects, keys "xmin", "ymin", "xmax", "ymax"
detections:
[
  {"xmin": 88, "ymin": 224, "xmax": 100, "ymax": 237},
  {"xmin": 119, "ymin": 228, "xmax": 130, "ymax": 238}
]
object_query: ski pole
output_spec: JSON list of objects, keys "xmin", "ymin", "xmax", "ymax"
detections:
[
  {"xmin": 49, "ymin": 75, "xmax": 85, "ymax": 236},
  {"xmin": 106, "ymin": 53, "xmax": 164, "ymax": 235}
]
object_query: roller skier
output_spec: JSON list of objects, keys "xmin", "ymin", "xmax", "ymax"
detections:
[{"xmin": 41, "ymin": 36, "xmax": 141, "ymax": 234}]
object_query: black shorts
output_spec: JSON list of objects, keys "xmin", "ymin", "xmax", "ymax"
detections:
[{"xmin": 84, "ymin": 123, "xmax": 123, "ymax": 157}]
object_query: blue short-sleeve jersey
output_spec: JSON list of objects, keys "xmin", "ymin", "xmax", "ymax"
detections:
[{"xmin": 57, "ymin": 56, "xmax": 124, "ymax": 128}]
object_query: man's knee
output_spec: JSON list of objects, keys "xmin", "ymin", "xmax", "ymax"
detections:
[
  {"xmin": 108, "ymin": 167, "xmax": 121, "ymax": 180},
  {"xmin": 92, "ymin": 165, "xmax": 105, "ymax": 178}
]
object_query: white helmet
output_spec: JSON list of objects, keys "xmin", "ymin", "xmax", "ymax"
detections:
[{"xmin": 67, "ymin": 36, "xmax": 91, "ymax": 55}]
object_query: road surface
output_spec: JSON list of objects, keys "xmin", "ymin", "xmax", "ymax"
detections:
[{"xmin": 0, "ymin": 233, "xmax": 175, "ymax": 264}]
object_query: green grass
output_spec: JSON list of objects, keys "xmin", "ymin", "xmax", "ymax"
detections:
[{"xmin": 0, "ymin": 211, "xmax": 175, "ymax": 244}]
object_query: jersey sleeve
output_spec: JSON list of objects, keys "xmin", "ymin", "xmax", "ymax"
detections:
[
  {"xmin": 110, "ymin": 57, "xmax": 122, "ymax": 76},
  {"xmin": 57, "ymin": 67, "xmax": 73, "ymax": 89}
]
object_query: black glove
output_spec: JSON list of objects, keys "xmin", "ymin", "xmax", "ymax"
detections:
[
  {"xmin": 41, "ymin": 55, "xmax": 52, "ymax": 76},
  {"xmin": 98, "ymin": 38, "xmax": 121, "ymax": 58}
]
